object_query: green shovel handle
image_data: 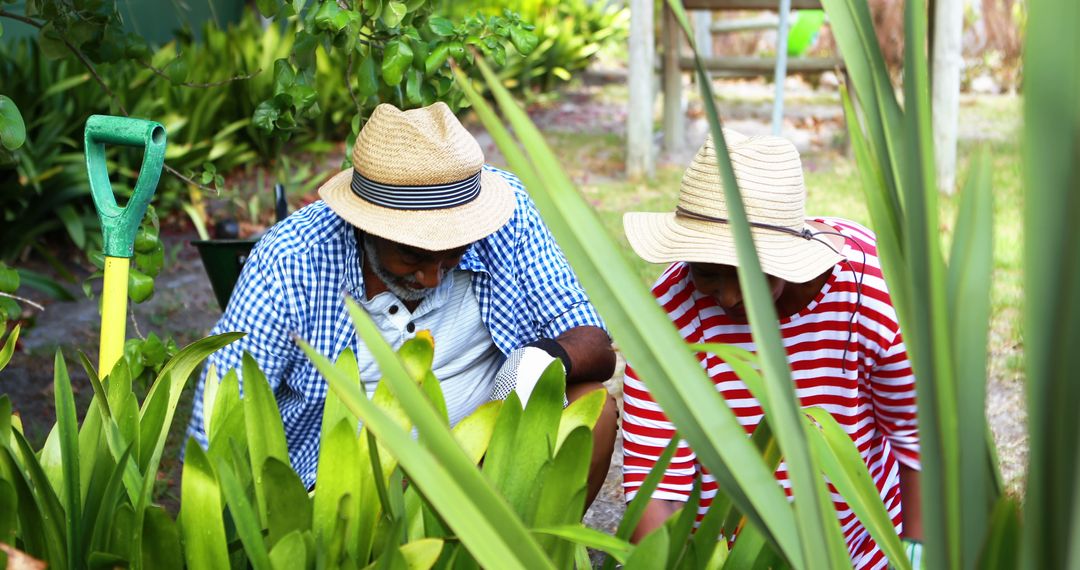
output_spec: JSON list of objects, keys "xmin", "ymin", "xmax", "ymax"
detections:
[{"xmin": 85, "ymin": 115, "xmax": 167, "ymax": 258}]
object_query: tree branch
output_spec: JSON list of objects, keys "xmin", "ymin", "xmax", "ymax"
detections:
[
  {"xmin": 346, "ymin": 51, "xmax": 362, "ymax": 112},
  {"xmin": 138, "ymin": 60, "xmax": 263, "ymax": 88},
  {"xmin": 0, "ymin": 291, "xmax": 45, "ymax": 312}
]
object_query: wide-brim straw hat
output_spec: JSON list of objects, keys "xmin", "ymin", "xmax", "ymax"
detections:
[
  {"xmin": 320, "ymin": 102, "xmax": 514, "ymax": 251},
  {"xmin": 623, "ymin": 130, "xmax": 843, "ymax": 283}
]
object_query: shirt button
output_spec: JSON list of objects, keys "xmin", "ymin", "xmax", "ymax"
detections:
[
  {"xmin": 406, "ymin": 322, "xmax": 415, "ymax": 333},
  {"xmin": 389, "ymin": 305, "xmax": 399, "ymax": 315}
]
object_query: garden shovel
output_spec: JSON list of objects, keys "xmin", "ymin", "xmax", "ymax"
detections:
[{"xmin": 84, "ymin": 115, "xmax": 166, "ymax": 376}]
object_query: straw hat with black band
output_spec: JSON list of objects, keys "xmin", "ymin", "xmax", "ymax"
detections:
[
  {"xmin": 623, "ymin": 130, "xmax": 843, "ymax": 284},
  {"xmin": 319, "ymin": 102, "xmax": 515, "ymax": 251}
]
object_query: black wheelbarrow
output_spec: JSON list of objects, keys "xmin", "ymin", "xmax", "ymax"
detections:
[{"xmin": 193, "ymin": 183, "xmax": 288, "ymax": 311}]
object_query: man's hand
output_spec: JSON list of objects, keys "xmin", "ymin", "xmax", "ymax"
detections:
[{"xmin": 490, "ymin": 345, "xmax": 567, "ymax": 407}]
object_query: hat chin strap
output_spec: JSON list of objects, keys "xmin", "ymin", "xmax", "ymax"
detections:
[{"xmin": 676, "ymin": 206, "xmax": 814, "ymax": 240}]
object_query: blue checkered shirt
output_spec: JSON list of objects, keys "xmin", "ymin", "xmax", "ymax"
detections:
[{"xmin": 186, "ymin": 166, "xmax": 605, "ymax": 487}]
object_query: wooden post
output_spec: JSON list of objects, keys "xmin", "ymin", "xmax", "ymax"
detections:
[
  {"xmin": 662, "ymin": 3, "xmax": 685, "ymax": 153},
  {"xmin": 627, "ymin": 0, "xmax": 656, "ymax": 179},
  {"xmin": 932, "ymin": 0, "xmax": 962, "ymax": 194}
]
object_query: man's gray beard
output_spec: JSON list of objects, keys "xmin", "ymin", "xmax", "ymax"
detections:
[{"xmin": 361, "ymin": 235, "xmax": 431, "ymax": 302}]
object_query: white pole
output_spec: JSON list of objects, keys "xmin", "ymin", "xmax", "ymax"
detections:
[
  {"xmin": 771, "ymin": 0, "xmax": 792, "ymax": 135},
  {"xmin": 627, "ymin": 0, "xmax": 656, "ymax": 179},
  {"xmin": 933, "ymin": 0, "xmax": 964, "ymax": 194}
]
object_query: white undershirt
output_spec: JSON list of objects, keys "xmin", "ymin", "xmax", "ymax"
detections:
[{"xmin": 356, "ymin": 270, "xmax": 502, "ymax": 425}]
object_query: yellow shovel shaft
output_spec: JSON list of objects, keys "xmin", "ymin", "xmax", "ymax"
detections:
[{"xmin": 99, "ymin": 256, "xmax": 130, "ymax": 376}]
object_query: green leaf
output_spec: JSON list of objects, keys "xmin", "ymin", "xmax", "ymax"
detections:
[
  {"xmin": 142, "ymin": 506, "xmax": 183, "ymax": 570},
  {"xmin": 532, "ymin": 525, "xmax": 632, "ymax": 565},
  {"xmin": 180, "ymin": 440, "xmax": 230, "ymax": 569},
  {"xmin": 555, "ymin": 387, "xmax": 605, "ymax": 452},
  {"xmin": 0, "ymin": 325, "xmax": 18, "ymax": 371},
  {"xmin": 509, "ymin": 26, "xmax": 538, "ymax": 56},
  {"xmin": 0, "ymin": 263, "xmax": 18, "ymax": 293},
  {"xmin": 356, "ymin": 53, "xmax": 379, "ymax": 99},
  {"xmin": 241, "ymin": 352, "xmax": 291, "ymax": 528},
  {"xmin": 406, "ymin": 69, "xmax": 423, "ymax": 105},
  {"xmin": 216, "ymin": 455, "xmax": 274, "ymax": 570},
  {"xmin": 269, "ymin": 530, "xmax": 308, "ymax": 570},
  {"xmin": 428, "ymin": 17, "xmax": 455, "ymax": 37},
  {"xmin": 262, "ymin": 458, "xmax": 313, "ymax": 548},
  {"xmin": 253, "ymin": 101, "xmax": 281, "ymax": 133},
  {"xmin": 455, "ymin": 58, "xmax": 802, "ymax": 566},
  {"xmin": 531, "ymin": 426, "xmax": 592, "ymax": 566},
  {"xmin": 0, "ymin": 95, "xmax": 26, "ymax": 151},
  {"xmin": 0, "ymin": 479, "xmax": 15, "ymax": 547},
  {"xmin": 52, "ymin": 351, "xmax": 82, "ymax": 567},
  {"xmin": 165, "ymin": 53, "xmax": 190, "ymax": 84},
  {"xmin": 451, "ymin": 401, "xmax": 501, "ymax": 465},
  {"xmin": 425, "ymin": 44, "xmax": 450, "ymax": 74},
  {"xmin": 399, "ymin": 539, "xmax": 444, "ymax": 569},
  {"xmin": 299, "ymin": 300, "xmax": 553, "ymax": 568},
  {"xmin": 382, "ymin": 40, "xmax": 414, "ymax": 86},
  {"xmin": 273, "ymin": 58, "xmax": 296, "ymax": 94},
  {"xmin": 127, "ymin": 268, "xmax": 154, "ymax": 303},
  {"xmin": 383, "ymin": 1, "xmax": 407, "ymax": 28},
  {"xmin": 624, "ymin": 524, "xmax": 669, "ymax": 569}
]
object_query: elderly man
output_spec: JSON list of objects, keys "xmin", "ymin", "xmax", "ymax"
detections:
[
  {"xmin": 187, "ymin": 103, "xmax": 617, "ymax": 504},
  {"xmin": 621, "ymin": 131, "xmax": 922, "ymax": 568}
]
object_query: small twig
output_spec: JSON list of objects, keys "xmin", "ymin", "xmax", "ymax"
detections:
[
  {"xmin": 129, "ymin": 301, "xmax": 145, "ymax": 340},
  {"xmin": 138, "ymin": 60, "xmax": 262, "ymax": 88},
  {"xmin": 0, "ymin": 9, "xmax": 39, "ymax": 28},
  {"xmin": 163, "ymin": 163, "xmax": 219, "ymax": 194},
  {"xmin": 346, "ymin": 51, "xmax": 361, "ymax": 112},
  {"xmin": 0, "ymin": 291, "xmax": 45, "ymax": 312}
]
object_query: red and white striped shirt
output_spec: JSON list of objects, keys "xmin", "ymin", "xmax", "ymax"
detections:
[{"xmin": 622, "ymin": 218, "xmax": 919, "ymax": 569}]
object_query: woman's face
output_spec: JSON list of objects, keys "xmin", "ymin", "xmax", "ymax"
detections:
[{"xmin": 688, "ymin": 263, "xmax": 786, "ymax": 321}]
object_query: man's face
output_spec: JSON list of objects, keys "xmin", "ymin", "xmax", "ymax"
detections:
[
  {"xmin": 689, "ymin": 263, "xmax": 786, "ymax": 321},
  {"xmin": 363, "ymin": 234, "xmax": 470, "ymax": 301}
]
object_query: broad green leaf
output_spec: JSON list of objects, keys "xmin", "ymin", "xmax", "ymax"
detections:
[
  {"xmin": 399, "ymin": 538, "xmax": 444, "ymax": 569},
  {"xmin": 721, "ymin": 520, "xmax": 777, "ymax": 569},
  {"xmin": 480, "ymin": 389, "xmax": 521, "ymax": 492},
  {"xmin": 666, "ymin": 480, "xmax": 702, "ymax": 568},
  {"xmin": 356, "ymin": 53, "xmax": 379, "ymax": 100},
  {"xmin": 180, "ymin": 441, "xmax": 229, "ymax": 569},
  {"xmin": 383, "ymin": 1, "xmax": 406, "ymax": 28},
  {"xmin": 457, "ymin": 59, "xmax": 802, "ymax": 566},
  {"xmin": 216, "ymin": 455, "xmax": 273, "ymax": 570},
  {"xmin": 300, "ymin": 302, "xmax": 552, "ymax": 569},
  {"xmin": 108, "ymin": 503, "xmax": 135, "ymax": 561},
  {"xmin": 141, "ymin": 506, "xmax": 182, "ymax": 570},
  {"xmin": 52, "ymin": 351, "xmax": 82, "ymax": 566},
  {"xmin": 0, "ymin": 263, "xmax": 18, "ymax": 293},
  {"xmin": 201, "ymin": 365, "xmax": 220, "ymax": 437},
  {"xmin": 604, "ymin": 433, "xmax": 679, "ymax": 570},
  {"xmin": 382, "ymin": 40, "xmax": 414, "ymax": 86},
  {"xmin": 625, "ymin": 524, "xmax": 669, "ymax": 569},
  {"xmin": 804, "ymin": 408, "xmax": 910, "ymax": 570},
  {"xmin": 269, "ymin": 529, "xmax": 308, "ymax": 570},
  {"xmin": 0, "ymin": 95, "xmax": 26, "ymax": 151},
  {"xmin": 947, "ymin": 149, "xmax": 1000, "ymax": 567},
  {"xmin": 88, "ymin": 446, "xmax": 135, "ymax": 555},
  {"xmin": 263, "ymin": 458, "xmax": 313, "ymax": 548},
  {"xmin": 0, "ymin": 325, "xmax": 19, "ymax": 380},
  {"xmin": 242, "ymin": 353, "xmax": 291, "ymax": 528},
  {"xmin": 9, "ymin": 432, "xmax": 67, "ymax": 568},
  {"xmin": 532, "ymin": 525, "xmax": 631, "ymax": 565},
  {"xmin": 0, "ymin": 446, "xmax": 50, "ymax": 560},
  {"xmin": 664, "ymin": 4, "xmax": 840, "ymax": 566},
  {"xmin": 424, "ymin": 44, "xmax": 450, "ymax": 74},
  {"xmin": 451, "ymin": 400, "xmax": 501, "ymax": 465},
  {"xmin": 312, "ymin": 420, "xmax": 362, "ymax": 553},
  {"xmin": 495, "ymin": 361, "xmax": 565, "ymax": 518},
  {"xmin": 980, "ymin": 495, "xmax": 1020, "ymax": 570},
  {"xmin": 555, "ymin": 387, "xmax": 605, "ymax": 453},
  {"xmin": 532, "ymin": 426, "xmax": 591, "ymax": 566},
  {"xmin": 0, "ymin": 478, "xmax": 15, "ymax": 546},
  {"xmin": 509, "ymin": 26, "xmax": 538, "ymax": 56},
  {"xmin": 428, "ymin": 17, "xmax": 454, "ymax": 37},
  {"xmin": 138, "ymin": 333, "xmax": 243, "ymax": 473},
  {"xmin": 406, "ymin": 69, "xmax": 423, "ymax": 105}
]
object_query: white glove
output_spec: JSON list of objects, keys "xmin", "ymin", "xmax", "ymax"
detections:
[{"xmin": 490, "ymin": 346, "xmax": 568, "ymax": 408}]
